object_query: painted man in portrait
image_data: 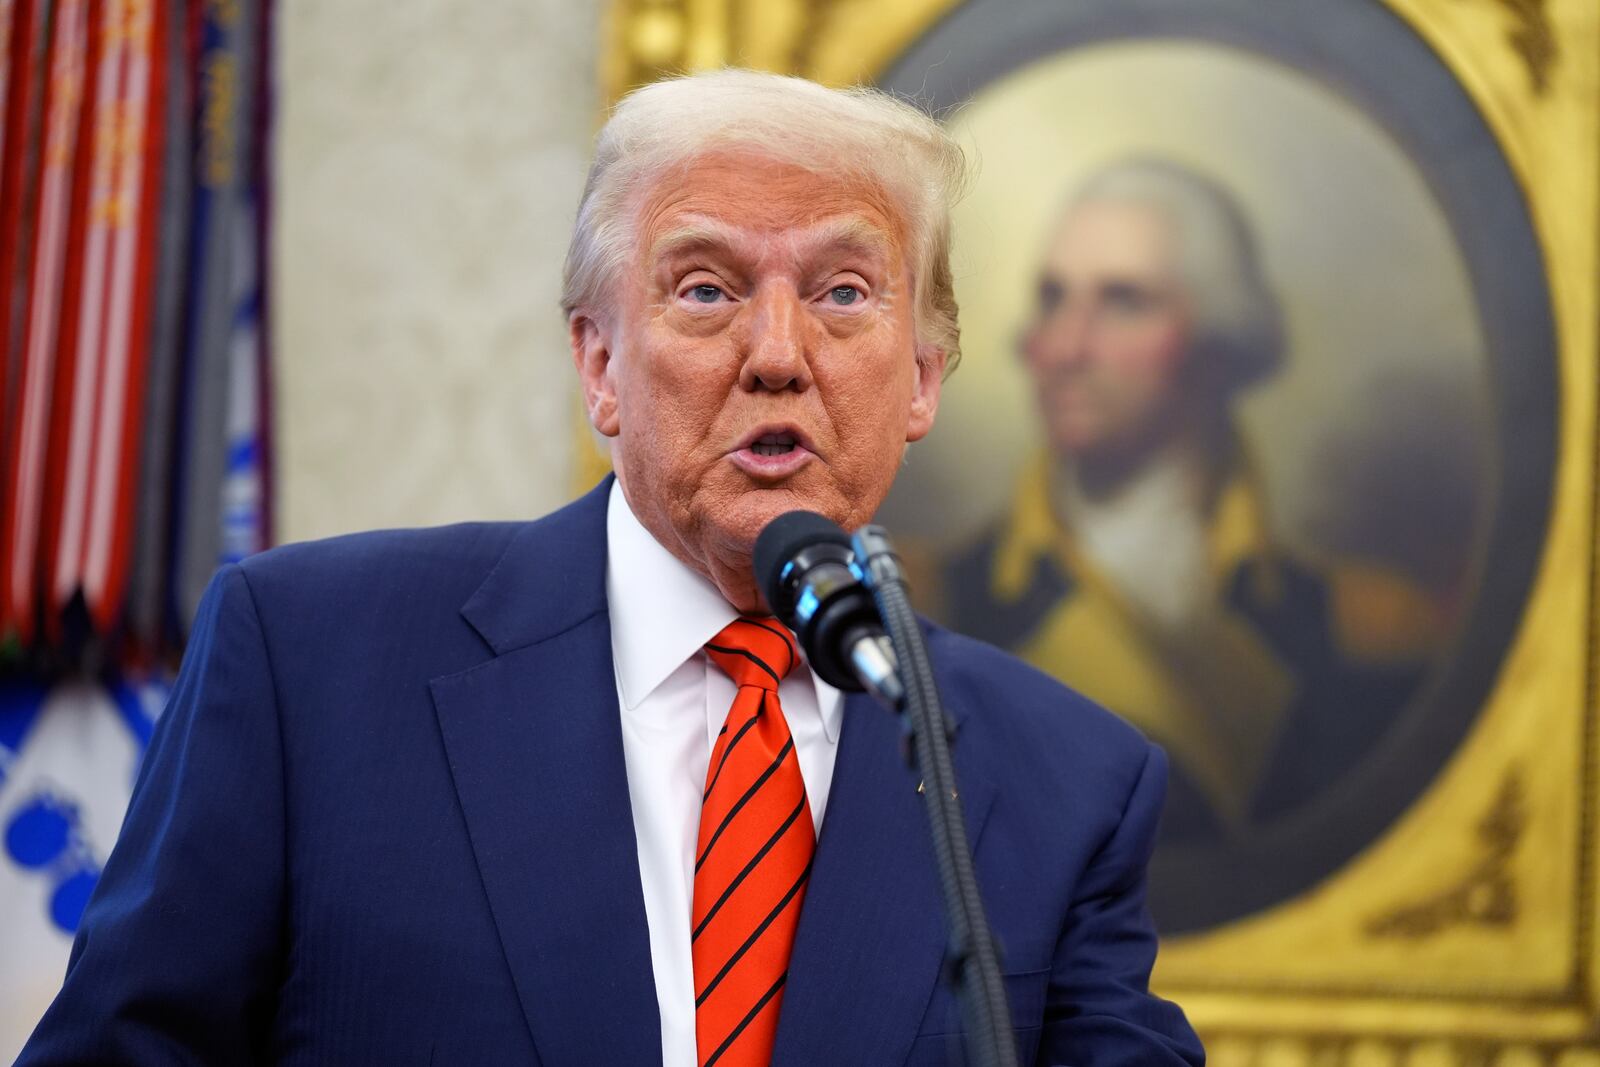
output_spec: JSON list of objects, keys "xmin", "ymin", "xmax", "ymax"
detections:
[{"xmin": 944, "ymin": 159, "xmax": 1447, "ymax": 843}]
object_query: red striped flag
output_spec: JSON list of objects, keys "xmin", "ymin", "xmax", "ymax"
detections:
[
  {"xmin": 0, "ymin": 0, "xmax": 48, "ymax": 536},
  {"xmin": 0, "ymin": 0, "xmax": 93, "ymax": 645},
  {"xmin": 0, "ymin": 0, "xmax": 273, "ymax": 667},
  {"xmin": 0, "ymin": 0, "xmax": 14, "ymax": 171},
  {"xmin": 46, "ymin": 0, "xmax": 167, "ymax": 639}
]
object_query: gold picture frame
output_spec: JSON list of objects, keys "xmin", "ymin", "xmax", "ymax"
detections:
[{"xmin": 589, "ymin": 0, "xmax": 1600, "ymax": 1060}]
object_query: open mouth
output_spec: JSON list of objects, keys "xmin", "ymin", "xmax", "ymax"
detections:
[
  {"xmin": 730, "ymin": 426, "xmax": 815, "ymax": 478},
  {"xmin": 750, "ymin": 432, "xmax": 798, "ymax": 457}
]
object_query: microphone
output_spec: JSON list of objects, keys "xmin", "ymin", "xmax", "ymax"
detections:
[
  {"xmin": 753, "ymin": 511, "xmax": 903, "ymax": 709},
  {"xmin": 758, "ymin": 513, "xmax": 1017, "ymax": 1067}
]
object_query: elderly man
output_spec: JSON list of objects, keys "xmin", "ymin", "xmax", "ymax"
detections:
[
  {"xmin": 946, "ymin": 159, "xmax": 1440, "ymax": 858},
  {"xmin": 21, "ymin": 73, "xmax": 1201, "ymax": 1066}
]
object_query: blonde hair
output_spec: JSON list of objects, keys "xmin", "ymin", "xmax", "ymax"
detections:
[{"xmin": 561, "ymin": 69, "xmax": 968, "ymax": 372}]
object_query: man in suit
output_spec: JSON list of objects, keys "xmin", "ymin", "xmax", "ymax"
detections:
[{"xmin": 21, "ymin": 70, "xmax": 1203, "ymax": 1065}]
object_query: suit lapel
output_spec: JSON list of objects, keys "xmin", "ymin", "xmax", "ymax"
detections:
[
  {"xmin": 774, "ymin": 691, "xmax": 996, "ymax": 1066},
  {"xmin": 426, "ymin": 479, "xmax": 995, "ymax": 1065},
  {"xmin": 430, "ymin": 479, "xmax": 663, "ymax": 1065}
]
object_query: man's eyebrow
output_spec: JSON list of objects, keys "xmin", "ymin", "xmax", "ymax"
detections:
[
  {"xmin": 646, "ymin": 217, "xmax": 894, "ymax": 266},
  {"xmin": 647, "ymin": 223, "xmax": 738, "ymax": 264},
  {"xmin": 801, "ymin": 217, "xmax": 893, "ymax": 260},
  {"xmin": 1100, "ymin": 278, "xmax": 1164, "ymax": 299}
]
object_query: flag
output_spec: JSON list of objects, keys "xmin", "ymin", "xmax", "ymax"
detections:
[
  {"xmin": 0, "ymin": 0, "xmax": 274, "ymax": 666},
  {"xmin": 0, "ymin": 0, "xmax": 50, "ymax": 667},
  {"xmin": 0, "ymin": 0, "xmax": 276, "ymax": 1054},
  {"xmin": 171, "ymin": 0, "xmax": 259, "ymax": 625},
  {"xmin": 123, "ymin": 0, "xmax": 191, "ymax": 660},
  {"xmin": 0, "ymin": 0, "xmax": 92, "ymax": 648},
  {"xmin": 0, "ymin": 674, "xmax": 167, "ymax": 1064},
  {"xmin": 42, "ymin": 0, "xmax": 170, "ymax": 646}
]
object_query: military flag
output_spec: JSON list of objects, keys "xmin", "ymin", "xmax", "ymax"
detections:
[{"xmin": 0, "ymin": 0, "xmax": 277, "ymax": 1057}]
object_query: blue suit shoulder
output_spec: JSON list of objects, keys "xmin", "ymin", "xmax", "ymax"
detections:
[
  {"xmin": 223, "ymin": 521, "xmax": 532, "ymax": 686},
  {"xmin": 237, "ymin": 521, "xmax": 524, "ymax": 602}
]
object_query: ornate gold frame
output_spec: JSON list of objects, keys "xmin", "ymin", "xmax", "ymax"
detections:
[{"xmin": 591, "ymin": 0, "xmax": 1600, "ymax": 1060}]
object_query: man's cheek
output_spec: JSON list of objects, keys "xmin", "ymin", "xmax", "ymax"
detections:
[{"xmin": 1147, "ymin": 327, "xmax": 1191, "ymax": 380}]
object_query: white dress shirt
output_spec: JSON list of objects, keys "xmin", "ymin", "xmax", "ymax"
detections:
[
  {"xmin": 605, "ymin": 482, "xmax": 843, "ymax": 1067},
  {"xmin": 1055, "ymin": 444, "xmax": 1212, "ymax": 631}
]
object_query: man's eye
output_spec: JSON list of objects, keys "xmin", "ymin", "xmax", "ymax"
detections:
[
  {"xmin": 1037, "ymin": 279, "xmax": 1064, "ymax": 314},
  {"xmin": 688, "ymin": 284, "xmax": 724, "ymax": 304},
  {"xmin": 1102, "ymin": 284, "xmax": 1157, "ymax": 315},
  {"xmin": 829, "ymin": 285, "xmax": 862, "ymax": 306}
]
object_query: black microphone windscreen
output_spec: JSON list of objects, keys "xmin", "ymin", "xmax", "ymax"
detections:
[{"xmin": 754, "ymin": 510, "xmax": 850, "ymax": 614}]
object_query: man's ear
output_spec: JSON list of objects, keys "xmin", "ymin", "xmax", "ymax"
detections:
[
  {"xmin": 906, "ymin": 344, "xmax": 947, "ymax": 442},
  {"xmin": 570, "ymin": 312, "xmax": 621, "ymax": 437}
]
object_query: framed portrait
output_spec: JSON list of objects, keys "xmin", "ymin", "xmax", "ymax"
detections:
[{"xmin": 595, "ymin": 0, "xmax": 1600, "ymax": 1059}]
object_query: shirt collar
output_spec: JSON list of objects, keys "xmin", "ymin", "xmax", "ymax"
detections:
[
  {"xmin": 604, "ymin": 481, "xmax": 842, "ymax": 741},
  {"xmin": 992, "ymin": 443, "xmax": 1279, "ymax": 605}
]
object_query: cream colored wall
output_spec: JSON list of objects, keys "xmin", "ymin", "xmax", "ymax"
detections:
[{"xmin": 272, "ymin": 0, "xmax": 599, "ymax": 544}]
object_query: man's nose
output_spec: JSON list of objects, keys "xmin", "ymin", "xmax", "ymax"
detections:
[
  {"xmin": 1029, "ymin": 304, "xmax": 1094, "ymax": 369},
  {"xmin": 738, "ymin": 284, "xmax": 813, "ymax": 392}
]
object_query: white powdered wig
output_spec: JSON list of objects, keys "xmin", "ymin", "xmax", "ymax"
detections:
[
  {"xmin": 1070, "ymin": 158, "xmax": 1284, "ymax": 394},
  {"xmin": 561, "ymin": 68, "xmax": 969, "ymax": 372}
]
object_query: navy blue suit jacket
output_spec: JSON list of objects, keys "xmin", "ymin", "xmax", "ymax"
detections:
[{"xmin": 21, "ymin": 479, "xmax": 1202, "ymax": 1065}]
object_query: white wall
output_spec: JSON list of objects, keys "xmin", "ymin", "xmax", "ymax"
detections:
[{"xmin": 273, "ymin": 0, "xmax": 600, "ymax": 544}]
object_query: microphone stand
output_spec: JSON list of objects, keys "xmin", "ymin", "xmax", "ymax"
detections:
[{"xmin": 851, "ymin": 526, "xmax": 1019, "ymax": 1067}]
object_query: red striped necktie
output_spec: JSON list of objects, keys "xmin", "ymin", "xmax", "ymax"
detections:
[{"xmin": 693, "ymin": 617, "xmax": 815, "ymax": 1067}]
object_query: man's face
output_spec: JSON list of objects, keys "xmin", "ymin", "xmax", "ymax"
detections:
[
  {"xmin": 1019, "ymin": 198, "xmax": 1194, "ymax": 461},
  {"xmin": 572, "ymin": 152, "xmax": 942, "ymax": 605}
]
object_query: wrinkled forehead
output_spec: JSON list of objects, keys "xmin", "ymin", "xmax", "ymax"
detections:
[
  {"xmin": 631, "ymin": 150, "xmax": 911, "ymax": 270},
  {"xmin": 1044, "ymin": 196, "xmax": 1179, "ymax": 281}
]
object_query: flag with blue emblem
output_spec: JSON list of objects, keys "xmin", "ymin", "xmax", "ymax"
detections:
[
  {"xmin": 0, "ymin": 677, "xmax": 168, "ymax": 1047},
  {"xmin": 0, "ymin": 0, "xmax": 277, "ymax": 1058}
]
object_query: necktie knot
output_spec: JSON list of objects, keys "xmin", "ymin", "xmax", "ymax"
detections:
[{"xmin": 704, "ymin": 617, "xmax": 797, "ymax": 692}]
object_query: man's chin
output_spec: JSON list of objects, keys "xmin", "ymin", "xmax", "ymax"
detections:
[
  {"xmin": 1045, "ymin": 414, "xmax": 1106, "ymax": 453},
  {"xmin": 716, "ymin": 484, "xmax": 846, "ymax": 549}
]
